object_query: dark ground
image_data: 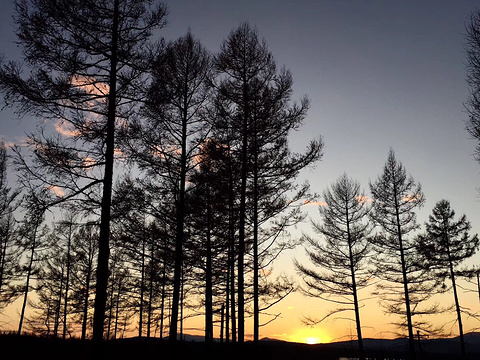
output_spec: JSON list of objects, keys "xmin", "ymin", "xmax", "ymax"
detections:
[{"xmin": 1, "ymin": 333, "xmax": 479, "ymax": 360}]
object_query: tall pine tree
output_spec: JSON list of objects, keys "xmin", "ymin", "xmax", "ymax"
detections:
[
  {"xmin": 417, "ymin": 200, "xmax": 479, "ymax": 359},
  {"xmin": 0, "ymin": 0, "xmax": 167, "ymax": 341}
]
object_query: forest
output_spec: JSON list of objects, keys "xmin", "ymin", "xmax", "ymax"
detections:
[{"xmin": 0, "ymin": 1, "xmax": 480, "ymax": 360}]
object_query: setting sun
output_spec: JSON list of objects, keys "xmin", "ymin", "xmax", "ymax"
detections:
[{"xmin": 289, "ymin": 327, "xmax": 332, "ymax": 344}]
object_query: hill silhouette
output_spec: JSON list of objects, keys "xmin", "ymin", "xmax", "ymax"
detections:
[{"xmin": 1, "ymin": 332, "xmax": 479, "ymax": 360}]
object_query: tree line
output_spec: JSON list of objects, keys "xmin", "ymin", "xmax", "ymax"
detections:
[
  {"xmin": 296, "ymin": 151, "xmax": 480, "ymax": 360},
  {"xmin": 0, "ymin": 0, "xmax": 322, "ymax": 346},
  {"xmin": 0, "ymin": 3, "xmax": 480, "ymax": 360}
]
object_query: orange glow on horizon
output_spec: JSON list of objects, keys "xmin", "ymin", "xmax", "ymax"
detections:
[{"xmin": 288, "ymin": 327, "xmax": 332, "ymax": 344}]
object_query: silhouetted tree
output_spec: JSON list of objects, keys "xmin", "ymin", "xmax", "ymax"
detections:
[
  {"xmin": 0, "ymin": 0, "xmax": 167, "ymax": 341},
  {"xmin": 215, "ymin": 23, "xmax": 323, "ymax": 343},
  {"xmin": 15, "ymin": 191, "xmax": 49, "ymax": 335},
  {"xmin": 69, "ymin": 224, "xmax": 98, "ymax": 340},
  {"xmin": 126, "ymin": 31, "xmax": 212, "ymax": 341},
  {"xmin": 0, "ymin": 143, "xmax": 20, "ymax": 309},
  {"xmin": 296, "ymin": 174, "xmax": 372, "ymax": 359},
  {"xmin": 369, "ymin": 149, "xmax": 436, "ymax": 360},
  {"xmin": 57, "ymin": 212, "xmax": 77, "ymax": 339},
  {"xmin": 187, "ymin": 139, "xmax": 233, "ymax": 342},
  {"xmin": 417, "ymin": 200, "xmax": 480, "ymax": 359},
  {"xmin": 466, "ymin": 10, "xmax": 480, "ymax": 163},
  {"xmin": 29, "ymin": 212, "xmax": 78, "ymax": 337}
]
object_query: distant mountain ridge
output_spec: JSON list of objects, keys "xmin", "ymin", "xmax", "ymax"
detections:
[
  {"xmin": 1, "ymin": 332, "xmax": 479, "ymax": 360},
  {"xmin": 181, "ymin": 330, "xmax": 480, "ymax": 354},
  {"xmin": 269, "ymin": 332, "xmax": 480, "ymax": 356}
]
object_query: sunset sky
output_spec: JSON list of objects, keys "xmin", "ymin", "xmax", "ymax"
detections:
[{"xmin": 1, "ymin": 0, "xmax": 480, "ymax": 344}]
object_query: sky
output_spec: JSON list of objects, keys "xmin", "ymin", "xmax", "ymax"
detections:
[{"xmin": 1, "ymin": 0, "xmax": 480, "ymax": 344}]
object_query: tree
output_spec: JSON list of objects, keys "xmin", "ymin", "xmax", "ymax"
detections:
[
  {"xmin": 186, "ymin": 138, "xmax": 235, "ymax": 343},
  {"xmin": 369, "ymin": 149, "xmax": 435, "ymax": 360},
  {"xmin": 69, "ymin": 223, "xmax": 98, "ymax": 340},
  {"xmin": 0, "ymin": 0, "xmax": 167, "ymax": 341},
  {"xmin": 417, "ymin": 200, "xmax": 480, "ymax": 359},
  {"xmin": 215, "ymin": 23, "xmax": 323, "ymax": 343},
  {"xmin": 28, "ymin": 212, "xmax": 78, "ymax": 338},
  {"xmin": 296, "ymin": 174, "xmax": 372, "ymax": 359},
  {"xmin": 126, "ymin": 31, "xmax": 212, "ymax": 341},
  {"xmin": 0, "ymin": 143, "xmax": 20, "ymax": 309},
  {"xmin": 57, "ymin": 212, "xmax": 77, "ymax": 339},
  {"xmin": 15, "ymin": 191, "xmax": 49, "ymax": 335},
  {"xmin": 466, "ymin": 10, "xmax": 480, "ymax": 162}
]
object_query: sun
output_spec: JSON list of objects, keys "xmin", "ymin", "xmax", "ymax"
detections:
[{"xmin": 290, "ymin": 327, "xmax": 332, "ymax": 344}]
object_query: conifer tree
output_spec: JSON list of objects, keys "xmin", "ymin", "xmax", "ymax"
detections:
[
  {"xmin": 417, "ymin": 200, "xmax": 479, "ymax": 359},
  {"xmin": 0, "ymin": 143, "xmax": 20, "ymax": 309},
  {"xmin": 369, "ymin": 150, "xmax": 437, "ymax": 360},
  {"xmin": 0, "ymin": 0, "xmax": 167, "ymax": 341},
  {"xmin": 296, "ymin": 174, "xmax": 372, "ymax": 359},
  {"xmin": 215, "ymin": 23, "xmax": 323, "ymax": 343},
  {"xmin": 126, "ymin": 31, "xmax": 212, "ymax": 341}
]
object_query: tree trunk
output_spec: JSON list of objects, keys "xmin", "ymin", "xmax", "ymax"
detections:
[
  {"xmin": 62, "ymin": 223, "xmax": 73, "ymax": 339},
  {"xmin": 0, "ymin": 219, "xmax": 12, "ymax": 305},
  {"xmin": 81, "ymin": 262, "xmax": 92, "ymax": 341},
  {"xmin": 477, "ymin": 272, "xmax": 480, "ymax": 304},
  {"xmin": 205, "ymin": 203, "xmax": 213, "ymax": 342},
  {"xmin": 237, "ymin": 78, "xmax": 249, "ymax": 344},
  {"xmin": 169, "ymin": 82, "xmax": 189, "ymax": 343},
  {"xmin": 160, "ymin": 254, "xmax": 166, "ymax": 339},
  {"xmin": 92, "ymin": 0, "xmax": 119, "ymax": 343},
  {"xmin": 114, "ymin": 287, "xmax": 121, "ymax": 339},
  {"xmin": 225, "ymin": 244, "xmax": 230, "ymax": 343},
  {"xmin": 394, "ymin": 190, "xmax": 416, "ymax": 360},
  {"xmin": 106, "ymin": 273, "xmax": 116, "ymax": 340},
  {"xmin": 180, "ymin": 264, "xmax": 185, "ymax": 341},
  {"xmin": 253, "ymin": 127, "xmax": 259, "ymax": 344},
  {"xmin": 220, "ymin": 303, "xmax": 225, "ymax": 343},
  {"xmin": 139, "ymin": 240, "xmax": 145, "ymax": 338},
  {"xmin": 18, "ymin": 219, "xmax": 40, "ymax": 336},
  {"xmin": 147, "ymin": 243, "xmax": 155, "ymax": 338},
  {"xmin": 346, "ymin": 207, "xmax": 364, "ymax": 360},
  {"xmin": 54, "ymin": 267, "xmax": 64, "ymax": 338},
  {"xmin": 447, "ymin": 243, "xmax": 466, "ymax": 358},
  {"xmin": 228, "ymin": 150, "xmax": 236, "ymax": 343}
]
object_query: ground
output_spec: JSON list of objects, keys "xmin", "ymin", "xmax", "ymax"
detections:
[{"xmin": 1, "ymin": 333, "xmax": 479, "ymax": 360}]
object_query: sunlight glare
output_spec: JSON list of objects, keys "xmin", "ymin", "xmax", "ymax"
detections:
[{"xmin": 290, "ymin": 327, "xmax": 332, "ymax": 344}]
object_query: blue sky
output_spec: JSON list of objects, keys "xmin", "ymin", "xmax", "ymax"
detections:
[
  {"xmin": 1, "ymin": 0, "xmax": 478, "ymax": 224},
  {"xmin": 1, "ymin": 0, "xmax": 480, "ymax": 340},
  {"xmin": 156, "ymin": 0, "xmax": 480, "ymax": 230}
]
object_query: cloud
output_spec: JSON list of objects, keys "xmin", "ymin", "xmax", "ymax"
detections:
[
  {"xmin": 402, "ymin": 193, "xmax": 422, "ymax": 203},
  {"xmin": 114, "ymin": 148, "xmax": 126, "ymax": 161},
  {"xmin": 0, "ymin": 136, "xmax": 29, "ymax": 148},
  {"xmin": 356, "ymin": 195, "xmax": 373, "ymax": 204},
  {"xmin": 303, "ymin": 199, "xmax": 328, "ymax": 207},
  {"xmin": 54, "ymin": 120, "xmax": 80, "ymax": 137},
  {"xmin": 82, "ymin": 156, "xmax": 96, "ymax": 170},
  {"xmin": 47, "ymin": 185, "xmax": 65, "ymax": 197},
  {"xmin": 71, "ymin": 75, "xmax": 109, "ymax": 97}
]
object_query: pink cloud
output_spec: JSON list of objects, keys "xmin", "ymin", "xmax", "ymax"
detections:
[
  {"xmin": 303, "ymin": 199, "xmax": 328, "ymax": 207},
  {"xmin": 47, "ymin": 185, "xmax": 65, "ymax": 197},
  {"xmin": 356, "ymin": 195, "xmax": 373, "ymax": 204}
]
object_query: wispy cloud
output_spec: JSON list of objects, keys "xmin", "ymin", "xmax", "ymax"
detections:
[
  {"xmin": 402, "ymin": 193, "xmax": 421, "ymax": 203},
  {"xmin": 303, "ymin": 199, "xmax": 328, "ymax": 207},
  {"xmin": 356, "ymin": 195, "xmax": 373, "ymax": 204},
  {"xmin": 47, "ymin": 185, "xmax": 65, "ymax": 197},
  {"xmin": 54, "ymin": 120, "xmax": 80, "ymax": 137},
  {"xmin": 71, "ymin": 74, "xmax": 109, "ymax": 97},
  {"xmin": 1, "ymin": 136, "xmax": 29, "ymax": 148}
]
